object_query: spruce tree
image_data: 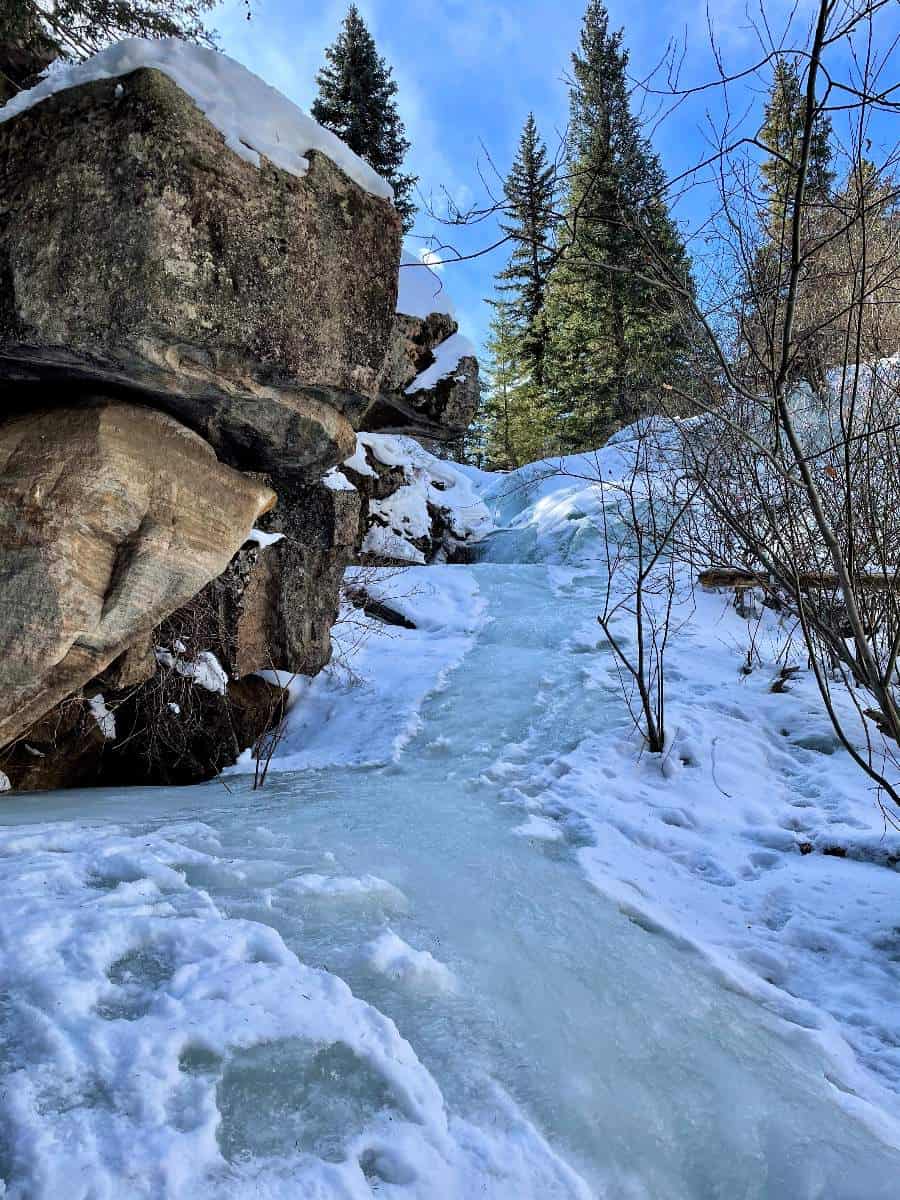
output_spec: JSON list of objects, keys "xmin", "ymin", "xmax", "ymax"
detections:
[
  {"xmin": 543, "ymin": 0, "xmax": 694, "ymax": 450},
  {"xmin": 311, "ymin": 5, "xmax": 417, "ymax": 233},
  {"xmin": 760, "ymin": 56, "xmax": 835, "ymax": 231},
  {"xmin": 496, "ymin": 113, "xmax": 557, "ymax": 386},
  {"xmin": 484, "ymin": 300, "xmax": 555, "ymax": 468},
  {"xmin": 481, "ymin": 113, "xmax": 557, "ymax": 467}
]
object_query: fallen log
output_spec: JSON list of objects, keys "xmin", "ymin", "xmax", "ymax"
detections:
[{"xmin": 698, "ymin": 567, "xmax": 900, "ymax": 593}]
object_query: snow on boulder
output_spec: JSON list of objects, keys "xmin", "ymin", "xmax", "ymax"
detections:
[
  {"xmin": 404, "ymin": 331, "xmax": 476, "ymax": 395},
  {"xmin": 0, "ymin": 38, "xmax": 393, "ymax": 200},
  {"xmin": 396, "ymin": 249, "xmax": 455, "ymax": 319},
  {"xmin": 372, "ymin": 252, "xmax": 479, "ymax": 438},
  {"xmin": 343, "ymin": 432, "xmax": 492, "ymax": 565},
  {"xmin": 0, "ymin": 38, "xmax": 401, "ymax": 482}
]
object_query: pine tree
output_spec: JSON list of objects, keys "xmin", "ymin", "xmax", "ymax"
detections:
[
  {"xmin": 496, "ymin": 114, "xmax": 557, "ymax": 386},
  {"xmin": 760, "ymin": 56, "xmax": 835, "ymax": 232},
  {"xmin": 311, "ymin": 5, "xmax": 417, "ymax": 233},
  {"xmin": 3, "ymin": 0, "xmax": 218, "ymax": 64},
  {"xmin": 480, "ymin": 114, "xmax": 557, "ymax": 467},
  {"xmin": 543, "ymin": 0, "xmax": 694, "ymax": 450}
]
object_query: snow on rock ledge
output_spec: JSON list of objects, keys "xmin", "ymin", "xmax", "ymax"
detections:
[
  {"xmin": 0, "ymin": 43, "xmax": 401, "ymax": 481},
  {"xmin": 373, "ymin": 252, "xmax": 479, "ymax": 438},
  {"xmin": 0, "ymin": 38, "xmax": 393, "ymax": 200},
  {"xmin": 405, "ymin": 331, "xmax": 476, "ymax": 395}
]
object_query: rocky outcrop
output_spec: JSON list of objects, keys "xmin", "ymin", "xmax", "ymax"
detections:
[
  {"xmin": 0, "ymin": 45, "xmax": 481, "ymax": 793},
  {"xmin": 0, "ymin": 65, "xmax": 400, "ymax": 479},
  {"xmin": 343, "ymin": 433, "xmax": 490, "ymax": 565},
  {"xmin": 150, "ymin": 480, "xmax": 361, "ymax": 683},
  {"xmin": 253, "ymin": 483, "xmax": 362, "ymax": 676},
  {"xmin": 0, "ymin": 400, "xmax": 274, "ymax": 752},
  {"xmin": 368, "ymin": 256, "xmax": 480, "ymax": 440}
]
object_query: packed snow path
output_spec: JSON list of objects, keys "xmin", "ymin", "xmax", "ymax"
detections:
[
  {"xmin": 4, "ymin": 549, "xmax": 900, "ymax": 1196},
  {"xmin": 1, "ymin": 561, "xmax": 900, "ymax": 1190}
]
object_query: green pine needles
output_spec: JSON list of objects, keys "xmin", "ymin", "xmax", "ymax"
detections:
[
  {"xmin": 311, "ymin": 4, "xmax": 417, "ymax": 234},
  {"xmin": 483, "ymin": 0, "xmax": 695, "ymax": 464}
]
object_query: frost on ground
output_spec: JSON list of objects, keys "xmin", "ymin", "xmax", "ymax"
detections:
[
  {"xmin": 0, "ymin": 821, "xmax": 589, "ymax": 1200},
  {"xmin": 0, "ymin": 38, "xmax": 393, "ymax": 200}
]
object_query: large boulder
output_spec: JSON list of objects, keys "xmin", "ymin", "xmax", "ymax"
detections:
[
  {"xmin": 144, "ymin": 480, "xmax": 360, "ymax": 683},
  {"xmin": 0, "ymin": 57, "xmax": 401, "ymax": 479},
  {"xmin": 0, "ymin": 399, "xmax": 275, "ymax": 751}
]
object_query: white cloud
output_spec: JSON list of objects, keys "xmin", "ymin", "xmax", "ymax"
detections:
[{"xmin": 418, "ymin": 247, "xmax": 444, "ymax": 271}]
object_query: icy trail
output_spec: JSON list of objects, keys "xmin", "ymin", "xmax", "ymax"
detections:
[{"xmin": 4, "ymin": 454, "xmax": 900, "ymax": 1195}]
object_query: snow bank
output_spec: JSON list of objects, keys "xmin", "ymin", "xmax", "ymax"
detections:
[
  {"xmin": 472, "ymin": 425, "xmax": 900, "ymax": 1112},
  {"xmin": 0, "ymin": 38, "xmax": 393, "ymax": 201},
  {"xmin": 321, "ymin": 466, "xmax": 356, "ymax": 493},
  {"xmin": 397, "ymin": 249, "xmax": 455, "ymax": 318},
  {"xmin": 478, "ymin": 417, "xmax": 689, "ymax": 564}
]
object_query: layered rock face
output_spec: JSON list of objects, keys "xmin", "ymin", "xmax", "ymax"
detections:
[
  {"xmin": 0, "ymin": 44, "xmax": 479, "ymax": 792},
  {"xmin": 0, "ymin": 401, "xmax": 274, "ymax": 751}
]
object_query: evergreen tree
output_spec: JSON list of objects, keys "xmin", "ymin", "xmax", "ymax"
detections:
[
  {"xmin": 311, "ymin": 5, "xmax": 417, "ymax": 233},
  {"xmin": 3, "ymin": 0, "xmax": 218, "ymax": 64},
  {"xmin": 760, "ymin": 56, "xmax": 835, "ymax": 231},
  {"xmin": 480, "ymin": 113, "xmax": 558, "ymax": 467},
  {"xmin": 742, "ymin": 57, "xmax": 837, "ymax": 391},
  {"xmin": 543, "ymin": 0, "xmax": 694, "ymax": 450},
  {"xmin": 496, "ymin": 113, "xmax": 557, "ymax": 386},
  {"xmin": 483, "ymin": 301, "xmax": 555, "ymax": 468}
]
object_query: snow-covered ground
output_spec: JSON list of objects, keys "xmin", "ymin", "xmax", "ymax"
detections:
[
  {"xmin": 5, "ymin": 428, "xmax": 900, "ymax": 1196},
  {"xmin": 475, "ymin": 428, "xmax": 900, "ymax": 1106},
  {"xmin": 261, "ymin": 425, "xmax": 900, "ymax": 1115}
]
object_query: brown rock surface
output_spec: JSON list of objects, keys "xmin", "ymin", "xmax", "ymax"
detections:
[
  {"xmin": 368, "ymin": 313, "xmax": 480, "ymax": 441},
  {"xmin": 0, "ymin": 399, "xmax": 275, "ymax": 751},
  {"xmin": 0, "ymin": 66, "xmax": 401, "ymax": 478},
  {"xmin": 256, "ymin": 482, "xmax": 362, "ymax": 676}
]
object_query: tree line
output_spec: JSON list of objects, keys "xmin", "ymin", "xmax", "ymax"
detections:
[{"xmin": 478, "ymin": 0, "xmax": 900, "ymax": 469}]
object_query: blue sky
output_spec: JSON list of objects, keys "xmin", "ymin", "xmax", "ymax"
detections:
[{"xmin": 213, "ymin": 0, "xmax": 897, "ymax": 361}]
